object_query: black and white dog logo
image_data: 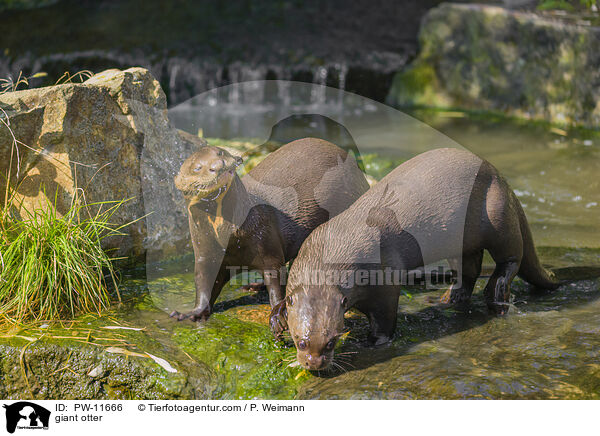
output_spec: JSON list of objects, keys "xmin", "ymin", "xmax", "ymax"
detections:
[{"xmin": 3, "ymin": 402, "xmax": 50, "ymax": 433}]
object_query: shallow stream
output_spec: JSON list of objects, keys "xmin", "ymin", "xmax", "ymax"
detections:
[{"xmin": 127, "ymin": 87, "xmax": 600, "ymax": 399}]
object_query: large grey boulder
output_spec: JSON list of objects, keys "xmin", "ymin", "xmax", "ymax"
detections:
[{"xmin": 0, "ymin": 67, "xmax": 204, "ymax": 260}]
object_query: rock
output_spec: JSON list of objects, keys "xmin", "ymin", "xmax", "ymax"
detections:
[
  {"xmin": 87, "ymin": 364, "xmax": 105, "ymax": 378},
  {"xmin": 502, "ymin": 0, "xmax": 537, "ymax": 8},
  {"xmin": 0, "ymin": 67, "xmax": 205, "ymax": 260},
  {"xmin": 387, "ymin": 4, "xmax": 600, "ymax": 128},
  {"xmin": 0, "ymin": 0, "xmax": 437, "ymax": 106}
]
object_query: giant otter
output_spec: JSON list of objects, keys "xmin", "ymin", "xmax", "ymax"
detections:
[
  {"xmin": 170, "ymin": 138, "xmax": 370, "ymax": 327},
  {"xmin": 284, "ymin": 148, "xmax": 559, "ymax": 370}
]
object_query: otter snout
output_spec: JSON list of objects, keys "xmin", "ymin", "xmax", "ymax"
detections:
[{"xmin": 298, "ymin": 352, "xmax": 331, "ymax": 370}]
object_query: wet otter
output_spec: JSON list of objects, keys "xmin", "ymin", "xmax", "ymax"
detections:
[
  {"xmin": 170, "ymin": 138, "xmax": 370, "ymax": 326},
  {"xmin": 284, "ymin": 148, "xmax": 559, "ymax": 370}
]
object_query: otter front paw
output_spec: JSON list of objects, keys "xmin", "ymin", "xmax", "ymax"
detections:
[
  {"xmin": 269, "ymin": 300, "xmax": 288, "ymax": 338},
  {"xmin": 439, "ymin": 287, "xmax": 472, "ymax": 307},
  {"xmin": 169, "ymin": 307, "xmax": 211, "ymax": 322},
  {"xmin": 367, "ymin": 334, "xmax": 393, "ymax": 347}
]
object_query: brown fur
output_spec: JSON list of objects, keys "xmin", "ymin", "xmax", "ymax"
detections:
[
  {"xmin": 285, "ymin": 148, "xmax": 559, "ymax": 370},
  {"xmin": 170, "ymin": 138, "xmax": 370, "ymax": 328}
]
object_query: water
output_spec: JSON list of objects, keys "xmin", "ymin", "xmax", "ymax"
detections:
[
  {"xmin": 134, "ymin": 262, "xmax": 600, "ymax": 399},
  {"xmin": 297, "ymin": 278, "xmax": 600, "ymax": 399},
  {"xmin": 157, "ymin": 83, "xmax": 600, "ymax": 399},
  {"xmin": 413, "ymin": 112, "xmax": 600, "ymax": 250}
]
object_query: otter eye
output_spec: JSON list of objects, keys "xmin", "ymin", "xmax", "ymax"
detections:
[
  {"xmin": 297, "ymin": 339, "xmax": 307, "ymax": 350},
  {"xmin": 193, "ymin": 165, "xmax": 202, "ymax": 172},
  {"xmin": 217, "ymin": 150, "xmax": 223, "ymax": 156},
  {"xmin": 325, "ymin": 340, "xmax": 336, "ymax": 351}
]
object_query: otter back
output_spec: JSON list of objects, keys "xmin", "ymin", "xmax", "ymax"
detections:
[{"xmin": 171, "ymin": 138, "xmax": 370, "ymax": 329}]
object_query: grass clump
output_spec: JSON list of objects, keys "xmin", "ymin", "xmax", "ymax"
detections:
[
  {"xmin": 0, "ymin": 87, "xmax": 131, "ymax": 328},
  {"xmin": 0, "ymin": 193, "xmax": 127, "ymax": 327}
]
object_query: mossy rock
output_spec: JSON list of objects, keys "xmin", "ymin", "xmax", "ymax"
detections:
[
  {"xmin": 173, "ymin": 313, "xmax": 308, "ymax": 400},
  {"xmin": 0, "ymin": 335, "xmax": 213, "ymax": 400},
  {"xmin": 0, "ymin": 271, "xmax": 311, "ymax": 400},
  {"xmin": 387, "ymin": 59, "xmax": 451, "ymax": 109},
  {"xmin": 387, "ymin": 3, "xmax": 600, "ymax": 128}
]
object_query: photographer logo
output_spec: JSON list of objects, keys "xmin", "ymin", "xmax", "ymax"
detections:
[{"xmin": 2, "ymin": 402, "xmax": 50, "ymax": 433}]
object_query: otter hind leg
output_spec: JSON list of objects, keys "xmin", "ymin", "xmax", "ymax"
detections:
[
  {"xmin": 263, "ymin": 266, "xmax": 285, "ymax": 307},
  {"xmin": 484, "ymin": 260, "xmax": 521, "ymax": 315},
  {"xmin": 483, "ymin": 214, "xmax": 522, "ymax": 315},
  {"xmin": 482, "ymin": 177, "xmax": 524, "ymax": 315},
  {"xmin": 269, "ymin": 300, "xmax": 288, "ymax": 339},
  {"xmin": 440, "ymin": 250, "xmax": 483, "ymax": 305}
]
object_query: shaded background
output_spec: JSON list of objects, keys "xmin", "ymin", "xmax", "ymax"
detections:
[{"xmin": 1, "ymin": 0, "xmax": 458, "ymax": 104}]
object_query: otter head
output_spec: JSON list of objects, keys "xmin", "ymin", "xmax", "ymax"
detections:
[
  {"xmin": 286, "ymin": 284, "xmax": 349, "ymax": 371},
  {"xmin": 174, "ymin": 146, "xmax": 243, "ymax": 203}
]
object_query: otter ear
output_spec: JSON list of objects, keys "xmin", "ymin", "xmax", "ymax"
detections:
[
  {"xmin": 341, "ymin": 296, "xmax": 348, "ymax": 308},
  {"xmin": 286, "ymin": 294, "xmax": 294, "ymax": 307}
]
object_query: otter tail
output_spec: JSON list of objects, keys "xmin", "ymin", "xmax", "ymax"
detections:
[{"xmin": 515, "ymin": 194, "xmax": 560, "ymax": 290}]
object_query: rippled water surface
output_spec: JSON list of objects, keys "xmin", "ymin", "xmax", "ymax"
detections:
[{"xmin": 297, "ymin": 278, "xmax": 600, "ymax": 399}]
